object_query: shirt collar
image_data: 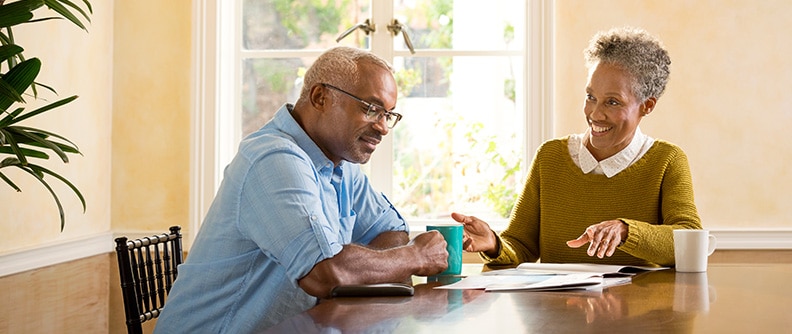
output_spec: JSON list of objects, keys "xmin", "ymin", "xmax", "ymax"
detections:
[
  {"xmin": 577, "ymin": 127, "xmax": 647, "ymax": 178},
  {"xmin": 272, "ymin": 103, "xmax": 341, "ymax": 173}
]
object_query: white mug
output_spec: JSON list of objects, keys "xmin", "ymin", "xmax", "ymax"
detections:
[{"xmin": 673, "ymin": 229, "xmax": 717, "ymax": 272}]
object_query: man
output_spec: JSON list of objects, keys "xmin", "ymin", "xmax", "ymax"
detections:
[{"xmin": 154, "ymin": 47, "xmax": 449, "ymax": 333}]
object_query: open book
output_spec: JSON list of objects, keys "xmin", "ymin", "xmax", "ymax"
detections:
[{"xmin": 435, "ymin": 263, "xmax": 667, "ymax": 292}]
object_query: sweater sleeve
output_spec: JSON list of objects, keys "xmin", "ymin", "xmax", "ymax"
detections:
[{"xmin": 618, "ymin": 145, "xmax": 702, "ymax": 266}]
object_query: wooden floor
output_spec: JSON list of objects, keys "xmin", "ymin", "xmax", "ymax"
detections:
[{"xmin": 0, "ymin": 249, "xmax": 790, "ymax": 333}]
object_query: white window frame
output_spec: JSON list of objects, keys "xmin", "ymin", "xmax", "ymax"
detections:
[{"xmin": 190, "ymin": 0, "xmax": 555, "ymax": 242}]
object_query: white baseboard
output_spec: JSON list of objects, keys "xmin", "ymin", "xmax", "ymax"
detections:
[
  {"xmin": 1, "ymin": 228, "xmax": 791, "ymax": 278},
  {"xmin": 0, "ymin": 231, "xmax": 113, "ymax": 278},
  {"xmin": 710, "ymin": 229, "xmax": 792, "ymax": 249}
]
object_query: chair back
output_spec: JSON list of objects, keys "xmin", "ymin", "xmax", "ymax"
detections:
[{"xmin": 115, "ymin": 226, "xmax": 183, "ymax": 334}]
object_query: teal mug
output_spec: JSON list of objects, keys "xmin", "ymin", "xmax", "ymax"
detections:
[{"xmin": 427, "ymin": 223, "xmax": 463, "ymax": 275}]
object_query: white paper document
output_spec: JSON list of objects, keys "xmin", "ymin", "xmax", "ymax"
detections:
[
  {"xmin": 484, "ymin": 273, "xmax": 604, "ymax": 292},
  {"xmin": 434, "ymin": 263, "xmax": 665, "ymax": 292},
  {"xmin": 434, "ymin": 274, "xmax": 558, "ymax": 290},
  {"xmin": 514, "ymin": 263, "xmax": 666, "ymax": 276},
  {"xmin": 436, "ymin": 273, "xmax": 610, "ymax": 291}
]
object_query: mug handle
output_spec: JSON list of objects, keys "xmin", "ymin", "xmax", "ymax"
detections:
[{"xmin": 707, "ymin": 235, "xmax": 717, "ymax": 256}]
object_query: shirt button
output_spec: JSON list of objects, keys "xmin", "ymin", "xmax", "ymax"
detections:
[{"xmin": 311, "ymin": 215, "xmax": 317, "ymax": 221}]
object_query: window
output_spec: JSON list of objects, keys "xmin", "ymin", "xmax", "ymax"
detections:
[{"xmin": 191, "ymin": 0, "xmax": 554, "ymax": 235}]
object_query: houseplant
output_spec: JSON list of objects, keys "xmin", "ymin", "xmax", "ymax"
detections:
[{"xmin": 0, "ymin": 0, "xmax": 92, "ymax": 231}]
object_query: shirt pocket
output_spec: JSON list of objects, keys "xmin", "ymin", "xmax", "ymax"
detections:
[{"xmin": 337, "ymin": 210, "xmax": 357, "ymax": 243}]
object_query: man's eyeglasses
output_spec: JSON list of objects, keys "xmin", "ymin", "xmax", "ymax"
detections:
[{"xmin": 322, "ymin": 83, "xmax": 402, "ymax": 129}]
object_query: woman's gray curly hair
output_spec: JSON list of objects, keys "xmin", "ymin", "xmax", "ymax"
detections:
[{"xmin": 584, "ymin": 27, "xmax": 671, "ymax": 102}]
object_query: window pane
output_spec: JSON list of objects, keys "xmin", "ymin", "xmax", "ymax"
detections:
[
  {"xmin": 241, "ymin": 58, "xmax": 313, "ymax": 136},
  {"xmin": 242, "ymin": 0, "xmax": 369, "ymax": 50},
  {"xmin": 393, "ymin": 0, "xmax": 524, "ymax": 51},
  {"xmin": 234, "ymin": 0, "xmax": 527, "ymax": 222},
  {"xmin": 393, "ymin": 56, "xmax": 525, "ymax": 219}
]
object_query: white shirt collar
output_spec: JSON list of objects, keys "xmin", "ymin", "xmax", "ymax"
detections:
[{"xmin": 573, "ymin": 127, "xmax": 653, "ymax": 178}]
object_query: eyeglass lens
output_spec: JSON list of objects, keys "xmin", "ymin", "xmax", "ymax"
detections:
[{"xmin": 366, "ymin": 105, "xmax": 398, "ymax": 128}]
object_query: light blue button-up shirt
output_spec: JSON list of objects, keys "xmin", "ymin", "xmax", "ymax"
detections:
[{"xmin": 154, "ymin": 104, "xmax": 408, "ymax": 333}]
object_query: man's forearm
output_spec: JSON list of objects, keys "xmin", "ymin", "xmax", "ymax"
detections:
[
  {"xmin": 367, "ymin": 231, "xmax": 409, "ymax": 249},
  {"xmin": 298, "ymin": 242, "xmax": 418, "ymax": 298}
]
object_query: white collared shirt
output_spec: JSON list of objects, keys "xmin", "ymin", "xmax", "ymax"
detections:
[{"xmin": 568, "ymin": 127, "xmax": 655, "ymax": 178}]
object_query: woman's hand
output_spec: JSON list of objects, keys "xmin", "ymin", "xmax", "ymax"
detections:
[
  {"xmin": 566, "ymin": 220, "xmax": 628, "ymax": 258},
  {"xmin": 451, "ymin": 212, "xmax": 498, "ymax": 257}
]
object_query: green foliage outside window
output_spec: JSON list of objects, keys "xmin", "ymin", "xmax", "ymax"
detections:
[{"xmin": 242, "ymin": 0, "xmax": 523, "ymax": 219}]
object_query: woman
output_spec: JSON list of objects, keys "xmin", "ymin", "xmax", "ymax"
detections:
[{"xmin": 453, "ymin": 27, "xmax": 701, "ymax": 267}]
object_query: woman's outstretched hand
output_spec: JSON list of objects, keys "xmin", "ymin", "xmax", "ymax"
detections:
[
  {"xmin": 566, "ymin": 220, "xmax": 628, "ymax": 258},
  {"xmin": 451, "ymin": 212, "xmax": 498, "ymax": 257}
]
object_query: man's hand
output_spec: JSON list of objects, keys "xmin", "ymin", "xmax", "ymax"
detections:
[
  {"xmin": 409, "ymin": 231, "xmax": 449, "ymax": 277},
  {"xmin": 566, "ymin": 220, "xmax": 628, "ymax": 258}
]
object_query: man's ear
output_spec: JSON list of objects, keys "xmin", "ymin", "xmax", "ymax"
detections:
[{"xmin": 309, "ymin": 84, "xmax": 327, "ymax": 110}]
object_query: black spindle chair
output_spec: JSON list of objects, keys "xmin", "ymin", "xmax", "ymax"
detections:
[{"xmin": 115, "ymin": 226, "xmax": 183, "ymax": 334}]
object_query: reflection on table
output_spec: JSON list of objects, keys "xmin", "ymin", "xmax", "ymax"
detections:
[{"xmin": 265, "ymin": 264, "xmax": 792, "ymax": 333}]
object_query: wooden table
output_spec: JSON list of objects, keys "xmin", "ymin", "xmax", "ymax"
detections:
[{"xmin": 265, "ymin": 263, "xmax": 792, "ymax": 333}]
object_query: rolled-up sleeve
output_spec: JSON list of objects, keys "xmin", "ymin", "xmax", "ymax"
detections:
[{"xmin": 236, "ymin": 141, "xmax": 343, "ymax": 284}]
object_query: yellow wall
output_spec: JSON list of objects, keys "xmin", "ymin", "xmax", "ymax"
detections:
[
  {"xmin": 554, "ymin": 0, "xmax": 792, "ymax": 228},
  {"xmin": 0, "ymin": 0, "xmax": 191, "ymax": 253},
  {"xmin": 2, "ymin": 0, "xmax": 791, "ymax": 255},
  {"xmin": 0, "ymin": 2, "xmax": 114, "ymax": 251},
  {"xmin": 111, "ymin": 1, "xmax": 192, "ymax": 234},
  {"xmin": 1, "ymin": 0, "xmax": 791, "ymax": 332}
]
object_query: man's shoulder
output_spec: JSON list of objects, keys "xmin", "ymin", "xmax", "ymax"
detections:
[{"xmin": 238, "ymin": 130, "xmax": 305, "ymax": 161}]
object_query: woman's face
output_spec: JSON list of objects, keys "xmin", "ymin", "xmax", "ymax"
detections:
[{"xmin": 583, "ymin": 62, "xmax": 654, "ymax": 161}]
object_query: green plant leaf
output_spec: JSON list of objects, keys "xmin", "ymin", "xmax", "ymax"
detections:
[
  {"xmin": 12, "ymin": 163, "xmax": 66, "ymax": 230},
  {"xmin": 0, "ymin": 107, "xmax": 24, "ymax": 127},
  {"xmin": 0, "ymin": 57, "xmax": 40, "ymax": 110},
  {"xmin": 6, "ymin": 95, "xmax": 77, "ymax": 125},
  {"xmin": 1, "ymin": 156, "xmax": 21, "ymax": 167},
  {"xmin": 0, "ymin": 170, "xmax": 22, "ymax": 192},
  {"xmin": 29, "ymin": 162, "xmax": 85, "ymax": 210},
  {"xmin": 43, "ymin": 0, "xmax": 90, "ymax": 31},
  {"xmin": 52, "ymin": 0, "xmax": 92, "ymax": 21},
  {"xmin": 0, "ymin": 44, "xmax": 23, "ymax": 62},
  {"xmin": 0, "ymin": 145, "xmax": 50, "ymax": 159},
  {"xmin": 9, "ymin": 138, "xmax": 80, "ymax": 156},
  {"xmin": 32, "ymin": 80, "xmax": 57, "ymax": 95},
  {"xmin": 0, "ymin": 0, "xmax": 44, "ymax": 28},
  {"xmin": 10, "ymin": 126, "xmax": 68, "ymax": 162},
  {"xmin": 12, "ymin": 125, "xmax": 80, "ymax": 153},
  {"xmin": 2, "ymin": 159, "xmax": 86, "ymax": 231},
  {"xmin": 0, "ymin": 0, "xmax": 91, "ymax": 231},
  {"xmin": 0, "ymin": 77, "xmax": 24, "ymax": 104},
  {"xmin": 0, "ymin": 128, "xmax": 26, "ymax": 164}
]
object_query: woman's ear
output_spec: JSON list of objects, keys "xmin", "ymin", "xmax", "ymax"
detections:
[{"xmin": 642, "ymin": 97, "xmax": 657, "ymax": 116}]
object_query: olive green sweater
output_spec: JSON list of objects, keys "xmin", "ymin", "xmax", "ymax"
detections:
[{"xmin": 483, "ymin": 137, "xmax": 702, "ymax": 267}]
